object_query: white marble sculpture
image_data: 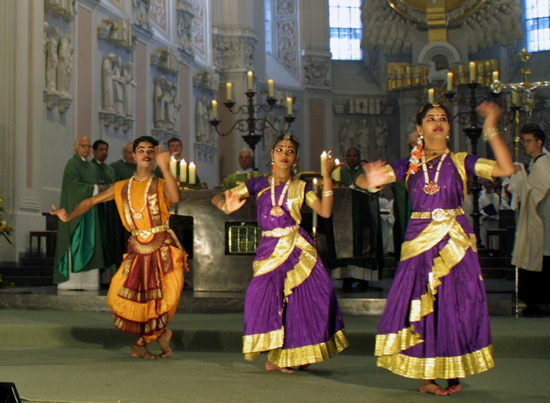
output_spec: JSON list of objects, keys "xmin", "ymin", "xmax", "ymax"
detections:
[
  {"xmin": 56, "ymin": 34, "xmax": 72, "ymax": 96},
  {"xmin": 153, "ymin": 75, "xmax": 167, "ymax": 129},
  {"xmin": 195, "ymin": 95, "xmax": 209, "ymax": 143},
  {"xmin": 374, "ymin": 118, "xmax": 388, "ymax": 160},
  {"xmin": 339, "ymin": 119, "xmax": 355, "ymax": 156},
  {"xmin": 123, "ymin": 62, "xmax": 136, "ymax": 118},
  {"xmin": 112, "ymin": 57, "xmax": 125, "ymax": 116},
  {"xmin": 45, "ymin": 26, "xmax": 59, "ymax": 92},
  {"xmin": 101, "ymin": 53, "xmax": 116, "ymax": 113}
]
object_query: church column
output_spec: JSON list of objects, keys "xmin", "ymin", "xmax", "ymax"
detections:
[{"xmin": 398, "ymin": 96, "xmax": 420, "ymax": 156}]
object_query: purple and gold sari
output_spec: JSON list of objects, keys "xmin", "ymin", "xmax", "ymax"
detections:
[
  {"xmin": 375, "ymin": 152, "xmax": 496, "ymax": 379},
  {"xmin": 232, "ymin": 177, "xmax": 349, "ymax": 367}
]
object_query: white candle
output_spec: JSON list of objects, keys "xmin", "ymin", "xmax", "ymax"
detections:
[
  {"xmin": 320, "ymin": 151, "xmax": 327, "ymax": 174},
  {"xmin": 179, "ymin": 159, "xmax": 187, "ymax": 182},
  {"xmin": 211, "ymin": 100, "xmax": 218, "ymax": 119},
  {"xmin": 313, "ymin": 178, "xmax": 318, "ymax": 193},
  {"xmin": 332, "ymin": 158, "xmax": 341, "ymax": 182},
  {"xmin": 447, "ymin": 72, "xmax": 453, "ymax": 92},
  {"xmin": 169, "ymin": 157, "xmax": 177, "ymax": 179},
  {"xmin": 469, "ymin": 61, "xmax": 476, "ymax": 83},
  {"xmin": 226, "ymin": 82, "xmax": 232, "ymax": 101},
  {"xmin": 247, "ymin": 71, "xmax": 253, "ymax": 90},
  {"xmin": 492, "ymin": 71, "xmax": 499, "ymax": 82},
  {"xmin": 188, "ymin": 162, "xmax": 196, "ymax": 185},
  {"xmin": 268, "ymin": 79, "xmax": 274, "ymax": 97},
  {"xmin": 428, "ymin": 88, "xmax": 435, "ymax": 104},
  {"xmin": 287, "ymin": 97, "xmax": 293, "ymax": 115}
]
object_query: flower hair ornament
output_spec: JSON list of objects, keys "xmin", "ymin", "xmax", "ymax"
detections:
[{"xmin": 407, "ymin": 132, "xmax": 423, "ymax": 175}]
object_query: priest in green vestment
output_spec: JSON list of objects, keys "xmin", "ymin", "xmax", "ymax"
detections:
[
  {"xmin": 110, "ymin": 141, "xmax": 136, "ymax": 180},
  {"xmin": 91, "ymin": 140, "xmax": 122, "ymax": 271},
  {"xmin": 221, "ymin": 147, "xmax": 263, "ymax": 189},
  {"xmin": 54, "ymin": 136, "xmax": 105, "ymax": 290},
  {"xmin": 341, "ymin": 148, "xmax": 362, "ymax": 187}
]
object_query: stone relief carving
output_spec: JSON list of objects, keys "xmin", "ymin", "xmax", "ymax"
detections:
[
  {"xmin": 44, "ymin": 0, "xmax": 75, "ymax": 22},
  {"xmin": 151, "ymin": 47, "xmax": 181, "ymax": 76},
  {"xmin": 193, "ymin": 71, "xmax": 219, "ymax": 92},
  {"xmin": 44, "ymin": 26, "xmax": 73, "ymax": 112},
  {"xmin": 213, "ymin": 35, "xmax": 256, "ymax": 72},
  {"xmin": 152, "ymin": 76, "xmax": 181, "ymax": 138},
  {"xmin": 302, "ymin": 55, "xmax": 331, "ymax": 88},
  {"xmin": 97, "ymin": 19, "xmax": 135, "ymax": 52},
  {"xmin": 374, "ymin": 118, "xmax": 388, "ymax": 160},
  {"xmin": 276, "ymin": 0, "xmax": 295, "ymax": 15},
  {"xmin": 132, "ymin": 0, "xmax": 151, "ymax": 30},
  {"xmin": 188, "ymin": 0, "xmax": 206, "ymax": 58},
  {"xmin": 276, "ymin": 19, "xmax": 298, "ymax": 76},
  {"xmin": 99, "ymin": 53, "xmax": 134, "ymax": 131},
  {"xmin": 195, "ymin": 95, "xmax": 213, "ymax": 145},
  {"xmin": 150, "ymin": 0, "xmax": 167, "ymax": 31},
  {"xmin": 176, "ymin": 0, "xmax": 195, "ymax": 59}
]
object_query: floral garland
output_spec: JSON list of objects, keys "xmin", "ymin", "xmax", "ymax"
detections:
[
  {"xmin": 0, "ymin": 190, "xmax": 15, "ymax": 245},
  {"xmin": 407, "ymin": 142, "xmax": 423, "ymax": 175}
]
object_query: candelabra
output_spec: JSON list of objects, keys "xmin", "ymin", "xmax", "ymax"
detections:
[{"xmin": 209, "ymin": 90, "xmax": 295, "ymax": 168}]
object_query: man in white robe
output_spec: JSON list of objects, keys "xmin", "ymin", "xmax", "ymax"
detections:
[{"xmin": 509, "ymin": 123, "xmax": 550, "ymax": 316}]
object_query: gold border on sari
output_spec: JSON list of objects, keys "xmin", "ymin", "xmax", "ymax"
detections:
[
  {"xmin": 450, "ymin": 152, "xmax": 468, "ymax": 199},
  {"xmin": 243, "ymin": 327, "xmax": 285, "ymax": 357},
  {"xmin": 305, "ymin": 190, "xmax": 318, "ymax": 208},
  {"xmin": 376, "ymin": 345, "xmax": 494, "ymax": 380},
  {"xmin": 267, "ymin": 330, "xmax": 349, "ymax": 367},
  {"xmin": 475, "ymin": 158, "xmax": 497, "ymax": 180}
]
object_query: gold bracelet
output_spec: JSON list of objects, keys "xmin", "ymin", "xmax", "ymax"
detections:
[
  {"xmin": 322, "ymin": 190, "xmax": 334, "ymax": 197},
  {"xmin": 482, "ymin": 127, "xmax": 499, "ymax": 142}
]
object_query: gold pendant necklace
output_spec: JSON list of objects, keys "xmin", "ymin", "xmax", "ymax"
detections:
[
  {"xmin": 270, "ymin": 176, "xmax": 291, "ymax": 217},
  {"xmin": 128, "ymin": 174, "xmax": 153, "ymax": 220},
  {"xmin": 421, "ymin": 149, "xmax": 449, "ymax": 195}
]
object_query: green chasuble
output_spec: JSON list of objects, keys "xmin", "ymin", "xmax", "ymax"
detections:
[
  {"xmin": 91, "ymin": 159, "xmax": 121, "ymax": 267},
  {"xmin": 110, "ymin": 159, "xmax": 136, "ymax": 180},
  {"xmin": 341, "ymin": 166, "xmax": 362, "ymax": 187},
  {"xmin": 222, "ymin": 171, "xmax": 263, "ymax": 190},
  {"xmin": 53, "ymin": 154, "xmax": 105, "ymax": 284}
]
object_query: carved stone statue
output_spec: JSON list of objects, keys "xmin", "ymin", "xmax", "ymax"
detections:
[
  {"xmin": 357, "ymin": 119, "xmax": 370, "ymax": 161},
  {"xmin": 45, "ymin": 26, "xmax": 60, "ymax": 92},
  {"xmin": 123, "ymin": 62, "xmax": 136, "ymax": 118},
  {"xmin": 56, "ymin": 34, "xmax": 72, "ymax": 96},
  {"xmin": 153, "ymin": 75, "xmax": 166, "ymax": 129},
  {"xmin": 101, "ymin": 53, "xmax": 116, "ymax": 112},
  {"xmin": 374, "ymin": 118, "xmax": 389, "ymax": 160},
  {"xmin": 339, "ymin": 119, "xmax": 355, "ymax": 156},
  {"xmin": 195, "ymin": 95, "xmax": 209, "ymax": 143},
  {"xmin": 112, "ymin": 57, "xmax": 125, "ymax": 116},
  {"xmin": 164, "ymin": 82, "xmax": 180, "ymax": 132}
]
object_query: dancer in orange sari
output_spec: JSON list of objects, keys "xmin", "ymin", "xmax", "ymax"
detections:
[{"xmin": 51, "ymin": 136, "xmax": 187, "ymax": 359}]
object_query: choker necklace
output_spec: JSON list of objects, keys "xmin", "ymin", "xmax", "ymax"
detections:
[
  {"xmin": 424, "ymin": 147, "xmax": 448, "ymax": 156},
  {"xmin": 421, "ymin": 149, "xmax": 449, "ymax": 195},
  {"xmin": 128, "ymin": 175, "xmax": 154, "ymax": 220},
  {"xmin": 133, "ymin": 173, "xmax": 154, "ymax": 181},
  {"xmin": 270, "ymin": 176, "xmax": 291, "ymax": 217}
]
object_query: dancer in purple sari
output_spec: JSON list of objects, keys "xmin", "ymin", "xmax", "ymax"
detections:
[
  {"xmin": 212, "ymin": 134, "xmax": 349, "ymax": 373},
  {"xmin": 357, "ymin": 102, "xmax": 514, "ymax": 395}
]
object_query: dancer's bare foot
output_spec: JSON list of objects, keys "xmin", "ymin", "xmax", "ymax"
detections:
[
  {"xmin": 157, "ymin": 329, "xmax": 173, "ymax": 358},
  {"xmin": 446, "ymin": 379, "xmax": 462, "ymax": 394},
  {"xmin": 419, "ymin": 380, "xmax": 449, "ymax": 396},
  {"xmin": 130, "ymin": 345, "xmax": 157, "ymax": 360},
  {"xmin": 265, "ymin": 360, "xmax": 296, "ymax": 373}
]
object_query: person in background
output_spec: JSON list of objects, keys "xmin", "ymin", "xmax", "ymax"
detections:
[
  {"xmin": 54, "ymin": 136, "xmax": 106, "ymax": 291},
  {"xmin": 509, "ymin": 123, "xmax": 550, "ymax": 317},
  {"xmin": 111, "ymin": 141, "xmax": 136, "ymax": 180},
  {"xmin": 341, "ymin": 147, "xmax": 362, "ymax": 186},
  {"xmin": 221, "ymin": 147, "xmax": 263, "ymax": 190}
]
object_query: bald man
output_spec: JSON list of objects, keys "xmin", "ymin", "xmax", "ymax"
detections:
[
  {"xmin": 110, "ymin": 141, "xmax": 137, "ymax": 180},
  {"xmin": 54, "ymin": 136, "xmax": 105, "ymax": 290}
]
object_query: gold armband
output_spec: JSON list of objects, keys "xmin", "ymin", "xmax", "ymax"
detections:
[
  {"xmin": 482, "ymin": 128, "xmax": 499, "ymax": 142},
  {"xmin": 322, "ymin": 190, "xmax": 334, "ymax": 197}
]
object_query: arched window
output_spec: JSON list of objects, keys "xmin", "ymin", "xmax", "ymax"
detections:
[
  {"xmin": 329, "ymin": 0, "xmax": 362, "ymax": 60},
  {"xmin": 525, "ymin": 0, "xmax": 550, "ymax": 52}
]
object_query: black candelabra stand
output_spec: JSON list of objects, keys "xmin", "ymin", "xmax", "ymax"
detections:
[{"xmin": 209, "ymin": 91, "xmax": 295, "ymax": 168}]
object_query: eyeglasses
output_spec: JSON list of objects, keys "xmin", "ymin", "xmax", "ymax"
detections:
[
  {"xmin": 521, "ymin": 139, "xmax": 538, "ymax": 144},
  {"xmin": 77, "ymin": 144, "xmax": 91, "ymax": 148}
]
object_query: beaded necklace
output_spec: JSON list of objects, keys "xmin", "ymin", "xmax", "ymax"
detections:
[
  {"xmin": 269, "ymin": 176, "xmax": 291, "ymax": 217},
  {"xmin": 127, "ymin": 174, "xmax": 154, "ymax": 220},
  {"xmin": 421, "ymin": 149, "xmax": 449, "ymax": 195}
]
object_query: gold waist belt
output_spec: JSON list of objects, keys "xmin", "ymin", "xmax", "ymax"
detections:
[
  {"xmin": 131, "ymin": 223, "xmax": 169, "ymax": 237},
  {"xmin": 410, "ymin": 207, "xmax": 465, "ymax": 222},
  {"xmin": 262, "ymin": 225, "xmax": 298, "ymax": 237}
]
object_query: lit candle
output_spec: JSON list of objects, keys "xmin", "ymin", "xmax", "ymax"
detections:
[
  {"xmin": 247, "ymin": 71, "xmax": 253, "ymax": 90},
  {"xmin": 428, "ymin": 88, "xmax": 435, "ymax": 104},
  {"xmin": 332, "ymin": 158, "xmax": 341, "ymax": 182},
  {"xmin": 512, "ymin": 90, "xmax": 519, "ymax": 105},
  {"xmin": 492, "ymin": 71, "xmax": 499, "ymax": 82},
  {"xmin": 320, "ymin": 151, "xmax": 327, "ymax": 174},
  {"xmin": 226, "ymin": 82, "xmax": 232, "ymax": 101},
  {"xmin": 447, "ymin": 72, "xmax": 453, "ymax": 92},
  {"xmin": 179, "ymin": 159, "xmax": 187, "ymax": 183},
  {"xmin": 169, "ymin": 156, "xmax": 177, "ymax": 179},
  {"xmin": 211, "ymin": 100, "xmax": 218, "ymax": 119},
  {"xmin": 469, "ymin": 61, "xmax": 476, "ymax": 83},
  {"xmin": 287, "ymin": 97, "xmax": 293, "ymax": 115},
  {"xmin": 188, "ymin": 162, "xmax": 196, "ymax": 185},
  {"xmin": 268, "ymin": 79, "xmax": 274, "ymax": 97}
]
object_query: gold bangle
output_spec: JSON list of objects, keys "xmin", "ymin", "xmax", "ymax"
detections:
[
  {"xmin": 482, "ymin": 127, "xmax": 499, "ymax": 142},
  {"xmin": 322, "ymin": 190, "xmax": 334, "ymax": 197}
]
